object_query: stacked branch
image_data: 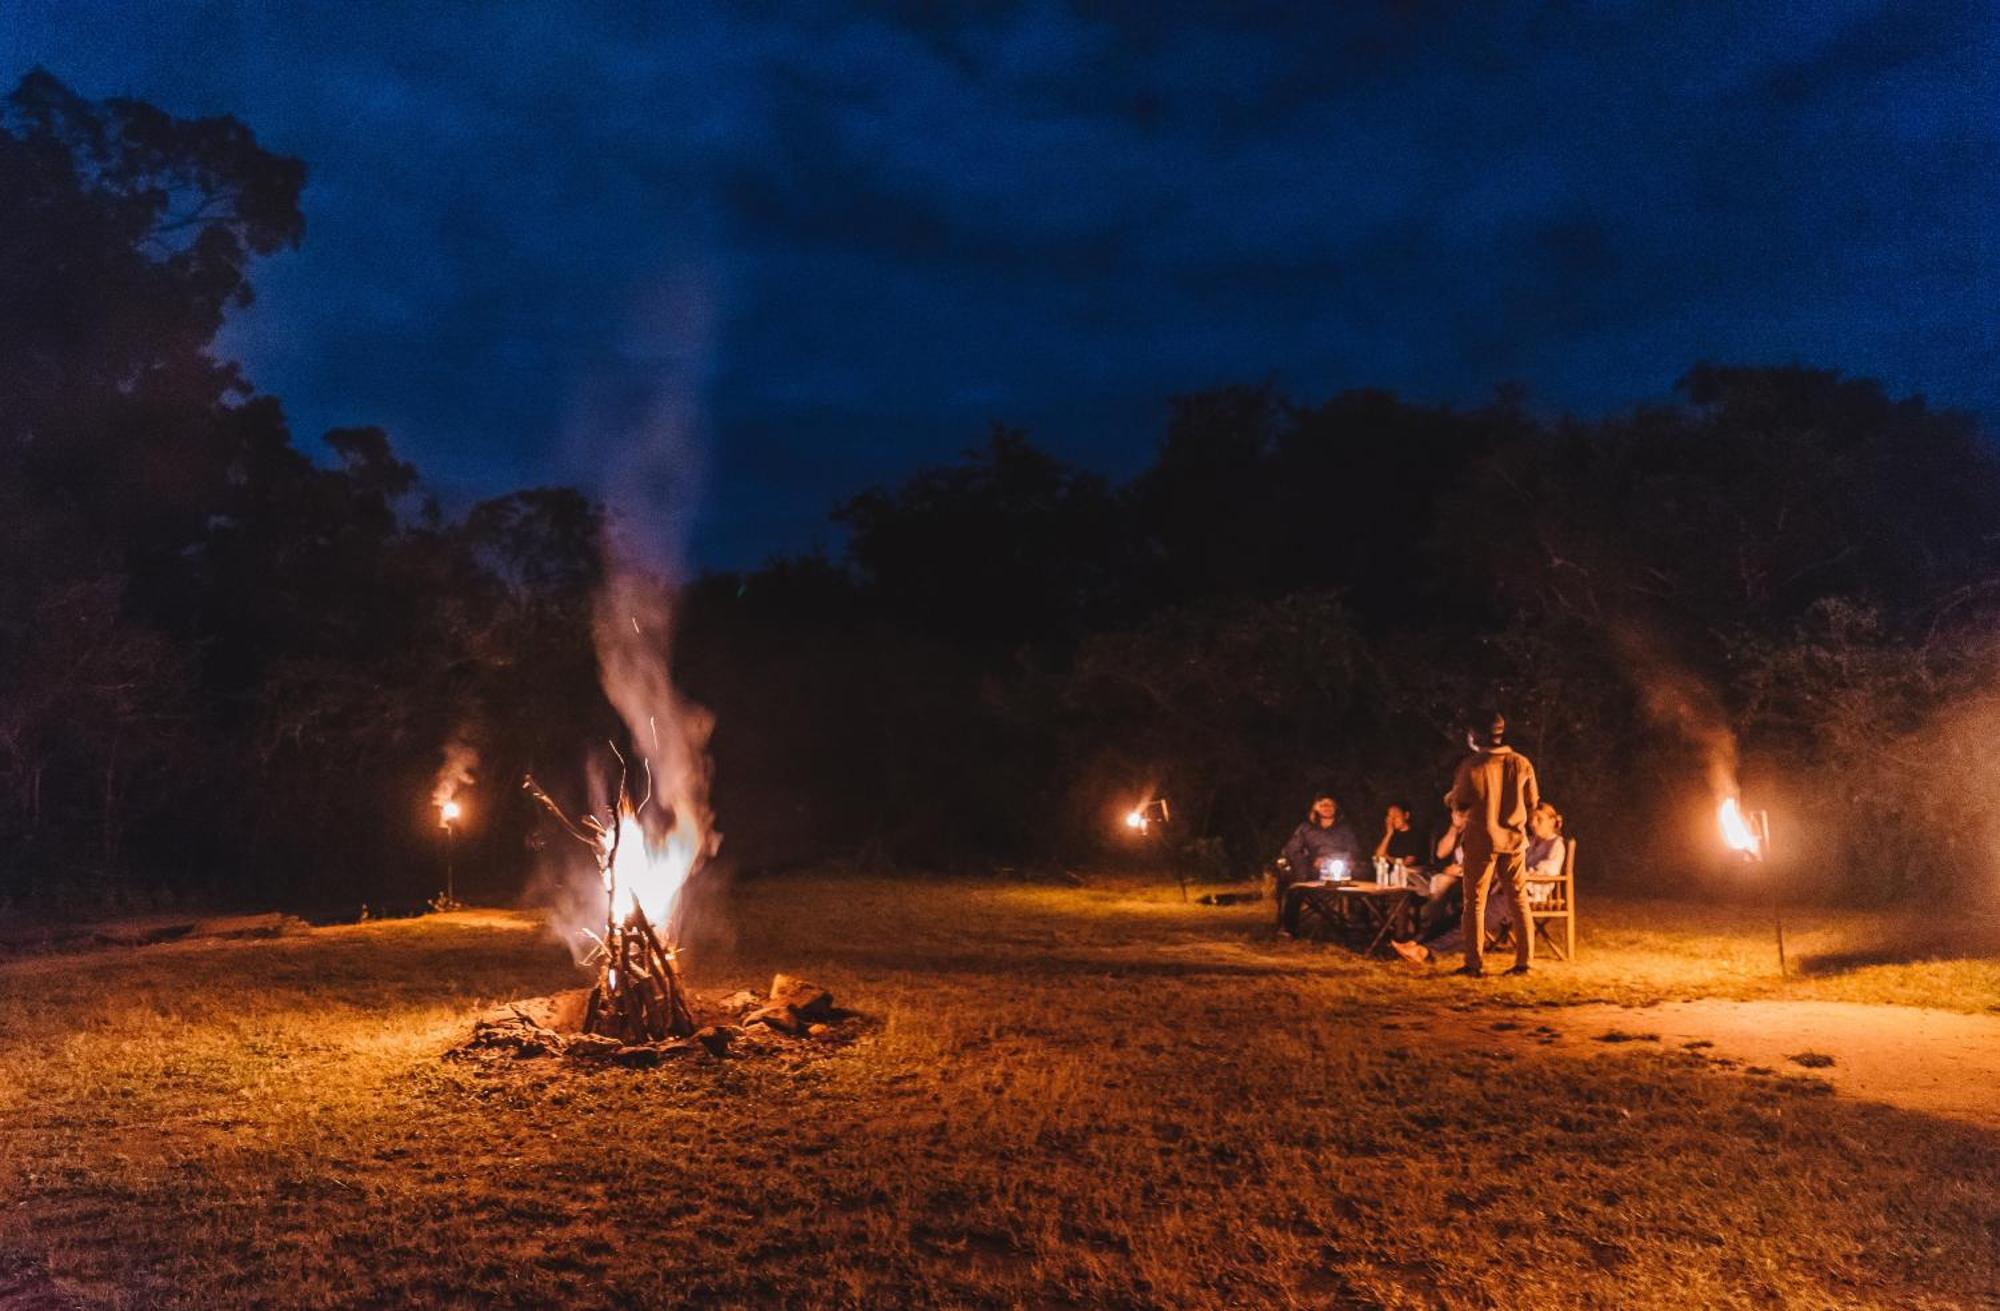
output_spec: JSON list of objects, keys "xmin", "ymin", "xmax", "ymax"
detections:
[{"xmin": 524, "ymin": 764, "xmax": 695, "ymax": 1042}]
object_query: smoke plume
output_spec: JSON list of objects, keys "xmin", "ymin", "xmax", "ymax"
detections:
[
  {"xmin": 1609, "ymin": 621, "xmax": 1740, "ymax": 799},
  {"xmin": 431, "ymin": 739, "xmax": 479, "ymax": 814}
]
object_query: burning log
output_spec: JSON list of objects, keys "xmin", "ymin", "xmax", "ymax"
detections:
[{"xmin": 524, "ymin": 764, "xmax": 696, "ymax": 1042}]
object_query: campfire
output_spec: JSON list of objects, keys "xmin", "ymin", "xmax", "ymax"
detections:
[
  {"xmin": 443, "ymin": 564, "xmax": 865, "ymax": 1070},
  {"xmin": 458, "ymin": 753, "xmax": 863, "ymax": 1071},
  {"xmin": 524, "ymin": 755, "xmax": 696, "ymax": 1043}
]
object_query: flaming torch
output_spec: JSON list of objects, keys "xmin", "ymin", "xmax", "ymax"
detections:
[
  {"xmin": 430, "ymin": 739, "xmax": 477, "ymax": 910},
  {"xmin": 1120, "ymin": 798, "xmax": 1183, "ymax": 900},
  {"xmin": 1718, "ymin": 796, "xmax": 1785, "ymax": 976},
  {"xmin": 438, "ymin": 798, "xmax": 462, "ymax": 907},
  {"xmin": 1125, "ymin": 797, "xmax": 1170, "ymax": 835}
]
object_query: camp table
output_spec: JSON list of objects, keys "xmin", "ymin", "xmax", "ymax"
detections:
[
  {"xmin": 1331, "ymin": 881, "xmax": 1425, "ymax": 957},
  {"xmin": 1286, "ymin": 880, "xmax": 1424, "ymax": 956}
]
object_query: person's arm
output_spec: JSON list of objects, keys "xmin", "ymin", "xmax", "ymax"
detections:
[
  {"xmin": 1528, "ymin": 835, "xmax": 1565, "ymax": 878},
  {"xmin": 1435, "ymin": 813, "xmax": 1466, "ymax": 862},
  {"xmin": 1523, "ymin": 759, "xmax": 1541, "ymax": 816},
  {"xmin": 1448, "ymin": 757, "xmax": 1475, "ymax": 815},
  {"xmin": 1373, "ymin": 820, "xmax": 1395, "ymax": 861},
  {"xmin": 1281, "ymin": 825, "xmax": 1307, "ymax": 873}
]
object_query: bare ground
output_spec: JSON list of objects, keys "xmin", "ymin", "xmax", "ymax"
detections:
[
  {"xmin": 1, "ymin": 874, "xmax": 1997, "ymax": 1309},
  {"xmin": 1518, "ymin": 999, "xmax": 2000, "ymax": 1129}
]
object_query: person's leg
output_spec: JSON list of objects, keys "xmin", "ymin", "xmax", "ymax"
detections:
[
  {"xmin": 1416, "ymin": 871, "xmax": 1461, "ymax": 942},
  {"xmin": 1460, "ymin": 851, "xmax": 1497, "ymax": 973},
  {"xmin": 1496, "ymin": 850, "xmax": 1533, "ymax": 969},
  {"xmin": 1487, "ymin": 883, "xmax": 1513, "ymax": 945}
]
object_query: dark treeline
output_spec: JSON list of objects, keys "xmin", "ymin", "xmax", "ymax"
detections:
[
  {"xmin": 9, "ymin": 74, "xmax": 2000, "ymax": 913},
  {"xmin": 687, "ymin": 372, "xmax": 2000, "ymax": 900}
]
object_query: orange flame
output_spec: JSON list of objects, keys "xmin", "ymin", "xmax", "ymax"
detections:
[
  {"xmin": 1125, "ymin": 809, "xmax": 1148, "ymax": 832},
  {"xmin": 600, "ymin": 797, "xmax": 701, "ymax": 927},
  {"xmin": 586, "ymin": 568, "xmax": 717, "ymax": 940},
  {"xmin": 1718, "ymin": 797, "xmax": 1760, "ymax": 856},
  {"xmin": 438, "ymin": 799, "xmax": 462, "ymax": 826}
]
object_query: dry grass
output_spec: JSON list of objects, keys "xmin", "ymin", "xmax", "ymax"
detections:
[{"xmin": 1, "ymin": 874, "xmax": 1996, "ymax": 1309}]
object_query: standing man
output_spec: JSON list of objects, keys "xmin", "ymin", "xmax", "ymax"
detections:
[{"xmin": 1447, "ymin": 711, "xmax": 1540, "ymax": 976}]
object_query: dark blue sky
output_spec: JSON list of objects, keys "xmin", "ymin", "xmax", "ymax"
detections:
[{"xmin": 6, "ymin": 2, "xmax": 1997, "ymax": 566}]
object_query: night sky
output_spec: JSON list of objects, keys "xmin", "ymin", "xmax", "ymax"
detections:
[{"xmin": 6, "ymin": 3, "xmax": 1996, "ymax": 567}]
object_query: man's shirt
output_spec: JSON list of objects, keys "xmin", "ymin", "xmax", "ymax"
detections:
[{"xmin": 1449, "ymin": 746, "xmax": 1540, "ymax": 854}]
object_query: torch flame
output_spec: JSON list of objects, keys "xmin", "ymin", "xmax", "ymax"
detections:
[
  {"xmin": 1125, "ymin": 809, "xmax": 1148, "ymax": 832},
  {"xmin": 1718, "ymin": 796, "xmax": 1760, "ymax": 856},
  {"xmin": 439, "ymin": 799, "xmax": 462, "ymax": 825}
]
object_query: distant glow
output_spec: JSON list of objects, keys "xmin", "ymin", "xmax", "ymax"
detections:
[
  {"xmin": 439, "ymin": 799, "xmax": 462, "ymax": 825},
  {"xmin": 1125, "ymin": 809, "xmax": 1148, "ymax": 831}
]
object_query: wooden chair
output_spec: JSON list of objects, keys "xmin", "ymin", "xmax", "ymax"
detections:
[
  {"xmin": 1524, "ymin": 836, "xmax": 1577, "ymax": 961},
  {"xmin": 1482, "ymin": 837, "xmax": 1579, "ymax": 961}
]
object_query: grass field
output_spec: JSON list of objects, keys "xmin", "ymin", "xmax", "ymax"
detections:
[{"xmin": 2, "ymin": 874, "xmax": 1997, "ymax": 1309}]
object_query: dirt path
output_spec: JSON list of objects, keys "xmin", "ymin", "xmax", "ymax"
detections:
[{"xmin": 1524, "ymin": 999, "xmax": 2000, "ymax": 1129}]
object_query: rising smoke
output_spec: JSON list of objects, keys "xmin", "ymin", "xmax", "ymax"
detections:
[
  {"xmin": 1608, "ymin": 620, "xmax": 1740, "ymax": 800},
  {"xmin": 431, "ymin": 738, "xmax": 479, "ymax": 815},
  {"xmin": 531, "ymin": 270, "xmax": 724, "ymax": 948}
]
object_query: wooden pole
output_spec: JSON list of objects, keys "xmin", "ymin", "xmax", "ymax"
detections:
[{"xmin": 1755, "ymin": 809, "xmax": 1785, "ymax": 978}]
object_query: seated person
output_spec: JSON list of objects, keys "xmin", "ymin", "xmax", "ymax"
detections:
[
  {"xmin": 1522, "ymin": 802, "xmax": 1567, "ymax": 905},
  {"xmin": 1276, "ymin": 793, "xmax": 1362, "ymax": 934},
  {"xmin": 1282, "ymin": 793, "xmax": 1361, "ymax": 882},
  {"xmin": 1390, "ymin": 804, "xmax": 1469, "ymax": 956},
  {"xmin": 1374, "ymin": 802, "xmax": 1427, "ymax": 873}
]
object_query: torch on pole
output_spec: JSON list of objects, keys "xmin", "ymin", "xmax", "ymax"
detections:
[
  {"xmin": 1123, "ymin": 798, "xmax": 1179, "ymax": 899},
  {"xmin": 1719, "ymin": 798, "xmax": 1782, "ymax": 977},
  {"xmin": 1754, "ymin": 808, "xmax": 1784, "ymax": 978},
  {"xmin": 439, "ymin": 799, "xmax": 462, "ymax": 908}
]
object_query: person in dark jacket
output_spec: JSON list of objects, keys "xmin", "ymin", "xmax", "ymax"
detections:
[
  {"xmin": 1283, "ymin": 794, "xmax": 1362, "ymax": 880},
  {"xmin": 1276, "ymin": 794, "xmax": 1362, "ymax": 934}
]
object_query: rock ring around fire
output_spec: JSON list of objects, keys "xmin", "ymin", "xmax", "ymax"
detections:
[{"xmin": 447, "ymin": 975, "xmax": 865, "ymax": 1070}]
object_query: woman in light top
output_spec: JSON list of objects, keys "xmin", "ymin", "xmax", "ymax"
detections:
[{"xmin": 1523, "ymin": 803, "xmax": 1566, "ymax": 905}]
